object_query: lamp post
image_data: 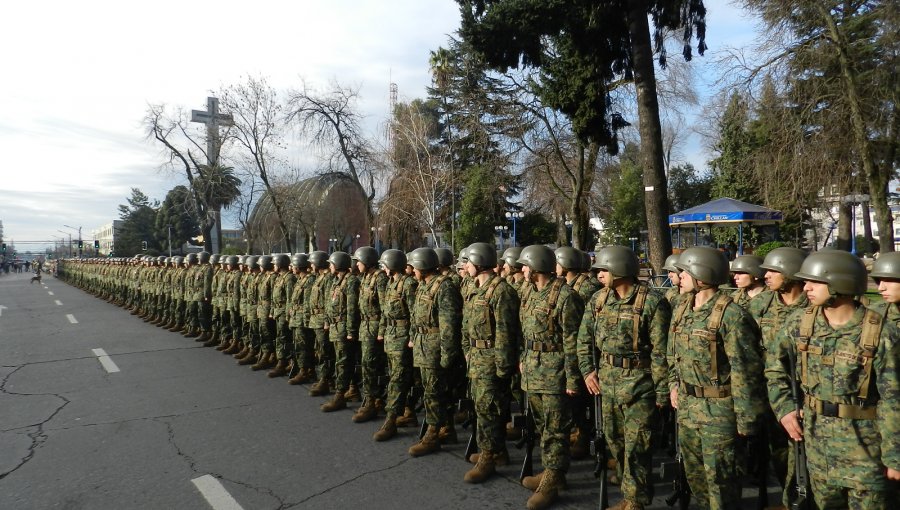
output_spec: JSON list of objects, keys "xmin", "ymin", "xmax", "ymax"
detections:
[
  {"xmin": 564, "ymin": 220, "xmax": 573, "ymax": 246},
  {"xmin": 354, "ymin": 233, "xmax": 361, "ymax": 251},
  {"xmin": 329, "ymin": 238, "xmax": 338, "ymax": 253},
  {"xmin": 494, "ymin": 225, "xmax": 508, "ymax": 251},
  {"xmin": 628, "ymin": 236, "xmax": 638, "ymax": 252},
  {"xmin": 57, "ymin": 230, "xmax": 73, "ymax": 257},
  {"xmin": 842, "ymin": 193, "xmax": 870, "ymax": 255},
  {"xmin": 506, "ymin": 211, "xmax": 523, "ymax": 247},
  {"xmin": 63, "ymin": 224, "xmax": 82, "ymax": 258}
]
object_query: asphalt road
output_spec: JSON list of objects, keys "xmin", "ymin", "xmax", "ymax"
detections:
[{"xmin": 0, "ymin": 271, "xmax": 780, "ymax": 509}]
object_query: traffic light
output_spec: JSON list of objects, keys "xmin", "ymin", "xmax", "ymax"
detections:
[
  {"xmin": 141, "ymin": 241, "xmax": 148, "ymax": 251},
  {"xmin": 94, "ymin": 240, "xmax": 100, "ymax": 250},
  {"xmin": 1, "ymin": 243, "xmax": 5, "ymax": 253},
  {"xmin": 78, "ymin": 239, "xmax": 84, "ymax": 249}
]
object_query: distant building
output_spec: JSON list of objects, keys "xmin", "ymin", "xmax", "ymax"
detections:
[
  {"xmin": 222, "ymin": 228, "xmax": 245, "ymax": 252},
  {"xmin": 91, "ymin": 220, "xmax": 123, "ymax": 256}
]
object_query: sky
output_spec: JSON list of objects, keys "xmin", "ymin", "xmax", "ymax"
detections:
[{"xmin": 0, "ymin": 0, "xmax": 760, "ymax": 255}]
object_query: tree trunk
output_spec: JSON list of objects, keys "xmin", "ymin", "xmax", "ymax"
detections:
[
  {"xmin": 626, "ymin": 0, "xmax": 673, "ymax": 273},
  {"xmin": 837, "ymin": 201, "xmax": 852, "ymax": 252},
  {"xmin": 818, "ymin": 5, "xmax": 893, "ymax": 252}
]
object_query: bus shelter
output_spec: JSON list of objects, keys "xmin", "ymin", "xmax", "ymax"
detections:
[{"xmin": 668, "ymin": 197, "xmax": 783, "ymax": 255}]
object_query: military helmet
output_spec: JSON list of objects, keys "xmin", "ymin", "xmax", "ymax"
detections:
[
  {"xmin": 157, "ymin": 255, "xmax": 166, "ymax": 264},
  {"xmin": 870, "ymin": 252, "xmax": 900, "ymax": 281},
  {"xmin": 380, "ymin": 249, "xmax": 407, "ymax": 273},
  {"xmin": 730, "ymin": 255, "xmax": 764, "ymax": 279},
  {"xmin": 759, "ymin": 247, "xmax": 807, "ymax": 281},
  {"xmin": 352, "ymin": 246, "xmax": 379, "ymax": 268},
  {"xmin": 328, "ymin": 251, "xmax": 352, "ymax": 271},
  {"xmin": 434, "ymin": 248, "xmax": 454, "ymax": 268},
  {"xmin": 163, "ymin": 256, "xmax": 172, "ymax": 265},
  {"xmin": 592, "ymin": 246, "xmax": 639, "ymax": 278},
  {"xmin": 271, "ymin": 253, "xmax": 289, "ymax": 269},
  {"xmin": 662, "ymin": 253, "xmax": 680, "ymax": 273},
  {"xmin": 466, "ymin": 242, "xmax": 497, "ymax": 268},
  {"xmin": 209, "ymin": 253, "xmax": 220, "ymax": 266},
  {"xmin": 290, "ymin": 253, "xmax": 309, "ymax": 269},
  {"xmin": 245, "ymin": 255, "xmax": 259, "ymax": 270},
  {"xmin": 186, "ymin": 253, "xmax": 198, "ymax": 264},
  {"xmin": 501, "ymin": 247, "xmax": 524, "ymax": 269},
  {"xmin": 408, "ymin": 248, "xmax": 439, "ymax": 271},
  {"xmin": 456, "ymin": 247, "xmax": 470, "ymax": 270},
  {"xmin": 258, "ymin": 255, "xmax": 273, "ymax": 271},
  {"xmin": 309, "ymin": 251, "xmax": 328, "ymax": 269},
  {"xmin": 517, "ymin": 245, "xmax": 556, "ymax": 273},
  {"xmin": 674, "ymin": 246, "xmax": 730, "ymax": 286},
  {"xmin": 795, "ymin": 250, "xmax": 867, "ymax": 296},
  {"xmin": 554, "ymin": 246, "xmax": 581, "ymax": 271},
  {"xmin": 172, "ymin": 256, "xmax": 184, "ymax": 265},
  {"xmin": 198, "ymin": 251, "xmax": 211, "ymax": 264},
  {"xmin": 226, "ymin": 255, "xmax": 240, "ymax": 266}
]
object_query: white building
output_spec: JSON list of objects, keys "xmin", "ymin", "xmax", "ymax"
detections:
[{"xmin": 91, "ymin": 220, "xmax": 122, "ymax": 256}]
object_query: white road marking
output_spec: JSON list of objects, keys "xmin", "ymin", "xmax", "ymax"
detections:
[
  {"xmin": 66, "ymin": 314, "xmax": 78, "ymax": 324},
  {"xmin": 55, "ymin": 300, "xmax": 62, "ymax": 306},
  {"xmin": 91, "ymin": 348, "xmax": 120, "ymax": 373},
  {"xmin": 48, "ymin": 291, "xmax": 54, "ymax": 296},
  {"xmin": 192, "ymin": 475, "xmax": 244, "ymax": 510}
]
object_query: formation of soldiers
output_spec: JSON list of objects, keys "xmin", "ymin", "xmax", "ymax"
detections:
[{"xmin": 57, "ymin": 244, "xmax": 899, "ymax": 510}]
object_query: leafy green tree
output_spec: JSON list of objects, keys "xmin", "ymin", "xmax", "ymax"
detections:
[
  {"xmin": 155, "ymin": 185, "xmax": 198, "ymax": 255},
  {"xmin": 117, "ymin": 188, "xmax": 160, "ymax": 256},
  {"xmin": 709, "ymin": 93, "xmax": 760, "ymax": 203},
  {"xmin": 455, "ymin": 164, "xmax": 514, "ymax": 248},
  {"xmin": 668, "ymin": 163, "xmax": 712, "ymax": 213},
  {"xmin": 599, "ymin": 145, "xmax": 647, "ymax": 245}
]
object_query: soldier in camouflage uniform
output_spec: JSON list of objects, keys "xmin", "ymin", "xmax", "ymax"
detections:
[
  {"xmin": 517, "ymin": 245, "xmax": 584, "ymax": 510},
  {"xmin": 407, "ymin": 248, "xmax": 463, "ymax": 457},
  {"xmin": 554, "ymin": 246, "xmax": 598, "ymax": 460},
  {"xmin": 667, "ymin": 246, "xmax": 766, "ymax": 510},
  {"xmin": 267, "ymin": 254, "xmax": 295, "ymax": 377},
  {"xmin": 219, "ymin": 256, "xmax": 243, "ymax": 354},
  {"xmin": 577, "ymin": 246, "xmax": 670, "ymax": 510},
  {"xmin": 237, "ymin": 256, "xmax": 262, "ymax": 366},
  {"xmin": 167, "ymin": 256, "xmax": 187, "ymax": 332},
  {"xmin": 252, "ymin": 255, "xmax": 277, "ymax": 371},
  {"xmin": 872, "ymin": 252, "xmax": 900, "ymax": 327},
  {"xmin": 352, "ymin": 246, "xmax": 388, "ymax": 423},
  {"xmin": 308, "ymin": 251, "xmax": 336, "ymax": 397},
  {"xmin": 320, "ymin": 251, "xmax": 360, "ymax": 412},
  {"xmin": 766, "ymin": 250, "xmax": 900, "ymax": 509},
  {"xmin": 192, "ymin": 252, "xmax": 215, "ymax": 345},
  {"xmin": 748, "ymin": 247, "xmax": 808, "ymax": 502},
  {"xmin": 459, "ymin": 243, "xmax": 520, "ymax": 483},
  {"xmin": 181, "ymin": 253, "xmax": 200, "ymax": 337},
  {"xmin": 501, "ymin": 247, "xmax": 527, "ymax": 294},
  {"xmin": 661, "ymin": 254, "xmax": 681, "ymax": 307},
  {"xmin": 287, "ymin": 253, "xmax": 317, "ymax": 384},
  {"xmin": 208, "ymin": 254, "xmax": 225, "ymax": 345},
  {"xmin": 373, "ymin": 249, "xmax": 419, "ymax": 441},
  {"xmin": 730, "ymin": 254, "xmax": 765, "ymax": 309}
]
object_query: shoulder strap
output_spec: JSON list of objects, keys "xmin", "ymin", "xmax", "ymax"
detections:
[
  {"xmin": 672, "ymin": 291, "xmax": 692, "ymax": 327},
  {"xmin": 858, "ymin": 308, "xmax": 884, "ymax": 401},
  {"xmin": 706, "ymin": 294, "xmax": 732, "ymax": 333},
  {"xmin": 796, "ymin": 306, "xmax": 819, "ymax": 385},
  {"xmin": 484, "ymin": 275, "xmax": 503, "ymax": 302},
  {"xmin": 631, "ymin": 284, "xmax": 650, "ymax": 352},
  {"xmin": 428, "ymin": 274, "xmax": 448, "ymax": 300}
]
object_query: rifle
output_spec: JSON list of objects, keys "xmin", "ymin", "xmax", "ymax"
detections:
[
  {"xmin": 513, "ymin": 393, "xmax": 535, "ymax": 480},
  {"xmin": 589, "ymin": 348, "xmax": 609, "ymax": 510},
  {"xmin": 787, "ymin": 349, "xmax": 811, "ymax": 510},
  {"xmin": 458, "ymin": 383, "xmax": 477, "ymax": 462},
  {"xmin": 663, "ymin": 417, "xmax": 691, "ymax": 510}
]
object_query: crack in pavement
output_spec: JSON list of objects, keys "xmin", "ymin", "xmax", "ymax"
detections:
[
  {"xmin": 286, "ymin": 456, "xmax": 414, "ymax": 508},
  {"xmin": 0, "ymin": 365, "xmax": 71, "ymax": 481},
  {"xmin": 155, "ymin": 417, "xmax": 288, "ymax": 510},
  {"xmin": 2, "ymin": 345, "xmax": 204, "ymax": 369}
]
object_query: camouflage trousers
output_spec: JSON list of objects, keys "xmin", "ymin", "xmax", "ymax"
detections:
[
  {"xmin": 473, "ymin": 379, "xmax": 508, "ymax": 454},
  {"xmin": 291, "ymin": 327, "xmax": 315, "ymax": 369},
  {"xmin": 225, "ymin": 310, "xmax": 240, "ymax": 342},
  {"xmin": 602, "ymin": 395, "xmax": 655, "ymax": 505},
  {"xmin": 678, "ymin": 394, "xmax": 740, "ymax": 510},
  {"xmin": 420, "ymin": 367, "xmax": 450, "ymax": 428},
  {"xmin": 273, "ymin": 318, "xmax": 292, "ymax": 360},
  {"xmin": 810, "ymin": 478, "xmax": 890, "ymax": 509},
  {"xmin": 172, "ymin": 299, "xmax": 185, "ymax": 327},
  {"xmin": 245, "ymin": 314, "xmax": 261, "ymax": 350},
  {"xmin": 359, "ymin": 320, "xmax": 386, "ymax": 399},
  {"xmin": 384, "ymin": 344, "xmax": 413, "ymax": 417},
  {"xmin": 529, "ymin": 392, "xmax": 572, "ymax": 472},
  {"xmin": 259, "ymin": 317, "xmax": 275, "ymax": 353},
  {"xmin": 331, "ymin": 332, "xmax": 359, "ymax": 393},
  {"xmin": 314, "ymin": 327, "xmax": 335, "ymax": 383}
]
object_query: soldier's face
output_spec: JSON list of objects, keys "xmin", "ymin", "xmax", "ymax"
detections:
[
  {"xmin": 877, "ymin": 278, "xmax": 900, "ymax": 304},
  {"xmin": 464, "ymin": 261, "xmax": 477, "ymax": 277},
  {"xmin": 732, "ymin": 272, "xmax": 753, "ymax": 289},
  {"xmin": 413, "ymin": 268, "xmax": 425, "ymax": 281},
  {"xmin": 502, "ymin": 263, "xmax": 513, "ymax": 277},
  {"xmin": 803, "ymin": 281, "xmax": 831, "ymax": 306},
  {"xmin": 522, "ymin": 265, "xmax": 533, "ymax": 282},
  {"xmin": 679, "ymin": 272, "xmax": 697, "ymax": 294},
  {"xmin": 555, "ymin": 263, "xmax": 565, "ymax": 278},
  {"xmin": 598, "ymin": 269, "xmax": 613, "ymax": 287},
  {"xmin": 668, "ymin": 271, "xmax": 680, "ymax": 286},
  {"xmin": 356, "ymin": 261, "xmax": 366, "ymax": 273},
  {"xmin": 764, "ymin": 270, "xmax": 785, "ymax": 291}
]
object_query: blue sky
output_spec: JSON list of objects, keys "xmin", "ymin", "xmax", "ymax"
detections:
[{"xmin": 0, "ymin": 0, "xmax": 758, "ymax": 253}]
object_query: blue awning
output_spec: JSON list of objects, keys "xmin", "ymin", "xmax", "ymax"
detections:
[{"xmin": 668, "ymin": 198, "xmax": 783, "ymax": 226}]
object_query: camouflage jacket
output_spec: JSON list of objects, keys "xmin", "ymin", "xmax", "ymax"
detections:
[
  {"xmin": 731, "ymin": 286, "xmax": 764, "ymax": 310},
  {"xmin": 462, "ymin": 274, "xmax": 520, "ymax": 381},
  {"xmin": 256, "ymin": 272, "xmax": 274, "ymax": 319},
  {"xmin": 748, "ymin": 289, "xmax": 809, "ymax": 359},
  {"xmin": 666, "ymin": 290, "xmax": 766, "ymax": 435},
  {"xmin": 378, "ymin": 274, "xmax": 418, "ymax": 351},
  {"xmin": 288, "ymin": 272, "xmax": 314, "ymax": 329},
  {"xmin": 271, "ymin": 271, "xmax": 295, "ymax": 321},
  {"xmin": 193, "ymin": 264, "xmax": 213, "ymax": 302},
  {"xmin": 307, "ymin": 271, "xmax": 334, "ymax": 329},
  {"xmin": 224, "ymin": 269, "xmax": 240, "ymax": 311},
  {"xmin": 569, "ymin": 272, "xmax": 601, "ymax": 304},
  {"xmin": 664, "ymin": 286, "xmax": 681, "ymax": 308},
  {"xmin": 519, "ymin": 278, "xmax": 583, "ymax": 394},
  {"xmin": 577, "ymin": 282, "xmax": 671, "ymax": 405},
  {"xmin": 358, "ymin": 270, "xmax": 388, "ymax": 336},
  {"xmin": 410, "ymin": 274, "xmax": 462, "ymax": 369},
  {"xmin": 766, "ymin": 303, "xmax": 900, "ymax": 486},
  {"xmin": 243, "ymin": 272, "xmax": 259, "ymax": 316},
  {"xmin": 325, "ymin": 272, "xmax": 360, "ymax": 339}
]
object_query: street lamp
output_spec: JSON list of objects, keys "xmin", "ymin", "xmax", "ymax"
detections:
[
  {"xmin": 354, "ymin": 233, "xmax": 361, "ymax": 250},
  {"xmin": 494, "ymin": 225, "xmax": 509, "ymax": 251},
  {"xmin": 63, "ymin": 224, "xmax": 82, "ymax": 258},
  {"xmin": 628, "ymin": 236, "xmax": 638, "ymax": 252},
  {"xmin": 329, "ymin": 238, "xmax": 338, "ymax": 253},
  {"xmin": 506, "ymin": 211, "xmax": 524, "ymax": 247},
  {"xmin": 564, "ymin": 220, "xmax": 573, "ymax": 246}
]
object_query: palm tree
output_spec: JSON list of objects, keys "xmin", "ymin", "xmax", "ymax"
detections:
[{"xmin": 194, "ymin": 163, "xmax": 241, "ymax": 252}]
